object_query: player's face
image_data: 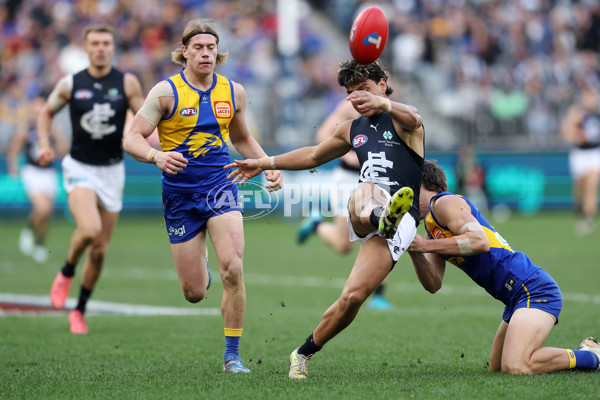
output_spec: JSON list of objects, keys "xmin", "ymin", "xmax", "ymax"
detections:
[
  {"xmin": 183, "ymin": 34, "xmax": 218, "ymax": 76},
  {"xmin": 84, "ymin": 31, "xmax": 115, "ymax": 69}
]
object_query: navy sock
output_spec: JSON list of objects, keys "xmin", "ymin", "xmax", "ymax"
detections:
[
  {"xmin": 369, "ymin": 206, "xmax": 383, "ymax": 228},
  {"xmin": 374, "ymin": 283, "xmax": 385, "ymax": 296},
  {"xmin": 61, "ymin": 261, "xmax": 76, "ymax": 278},
  {"xmin": 75, "ymin": 286, "xmax": 92, "ymax": 314},
  {"xmin": 298, "ymin": 333, "xmax": 322, "ymax": 357}
]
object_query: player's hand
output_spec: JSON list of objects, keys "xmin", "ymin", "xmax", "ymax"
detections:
[
  {"xmin": 155, "ymin": 151, "xmax": 188, "ymax": 175},
  {"xmin": 346, "ymin": 90, "xmax": 383, "ymax": 113},
  {"xmin": 264, "ymin": 169, "xmax": 282, "ymax": 192},
  {"xmin": 37, "ymin": 147, "xmax": 55, "ymax": 167},
  {"xmin": 224, "ymin": 159, "xmax": 261, "ymax": 184},
  {"xmin": 408, "ymin": 234, "xmax": 428, "ymax": 253}
]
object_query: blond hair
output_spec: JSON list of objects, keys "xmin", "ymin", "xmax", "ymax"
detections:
[
  {"xmin": 82, "ymin": 24, "xmax": 115, "ymax": 42},
  {"xmin": 171, "ymin": 19, "xmax": 229, "ymax": 66}
]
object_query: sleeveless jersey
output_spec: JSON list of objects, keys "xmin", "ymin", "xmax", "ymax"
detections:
[
  {"xmin": 69, "ymin": 68, "xmax": 128, "ymax": 165},
  {"xmin": 578, "ymin": 112, "xmax": 600, "ymax": 149},
  {"xmin": 158, "ymin": 71, "xmax": 236, "ymax": 193},
  {"xmin": 24, "ymin": 126, "xmax": 50, "ymax": 168},
  {"xmin": 349, "ymin": 112, "xmax": 423, "ymax": 222},
  {"xmin": 424, "ymin": 192, "xmax": 540, "ymax": 305}
]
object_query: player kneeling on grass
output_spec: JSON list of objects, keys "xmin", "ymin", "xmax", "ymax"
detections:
[{"xmin": 408, "ymin": 160, "xmax": 600, "ymax": 374}]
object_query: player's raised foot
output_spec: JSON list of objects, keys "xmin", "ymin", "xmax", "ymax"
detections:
[
  {"xmin": 579, "ymin": 336, "xmax": 600, "ymax": 370},
  {"xmin": 50, "ymin": 271, "xmax": 73, "ymax": 310},
  {"xmin": 69, "ymin": 310, "xmax": 88, "ymax": 334},
  {"xmin": 223, "ymin": 355, "xmax": 251, "ymax": 373},
  {"xmin": 296, "ymin": 215, "xmax": 323, "ymax": 244},
  {"xmin": 289, "ymin": 348, "xmax": 311, "ymax": 379},
  {"xmin": 32, "ymin": 245, "xmax": 49, "ymax": 264},
  {"xmin": 378, "ymin": 187, "xmax": 413, "ymax": 239}
]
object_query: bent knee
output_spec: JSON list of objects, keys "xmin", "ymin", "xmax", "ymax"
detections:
[
  {"xmin": 501, "ymin": 361, "xmax": 533, "ymax": 375},
  {"xmin": 340, "ymin": 289, "xmax": 369, "ymax": 310},
  {"xmin": 183, "ymin": 288, "xmax": 206, "ymax": 303}
]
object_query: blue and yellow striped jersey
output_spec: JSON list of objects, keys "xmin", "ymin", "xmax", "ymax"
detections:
[
  {"xmin": 158, "ymin": 71, "xmax": 236, "ymax": 192},
  {"xmin": 424, "ymin": 192, "xmax": 541, "ymax": 305}
]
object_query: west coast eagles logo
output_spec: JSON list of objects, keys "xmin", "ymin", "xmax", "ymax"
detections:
[{"xmin": 189, "ymin": 133, "xmax": 223, "ymax": 157}]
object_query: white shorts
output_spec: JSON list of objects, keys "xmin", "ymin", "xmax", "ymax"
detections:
[
  {"xmin": 346, "ymin": 187, "xmax": 417, "ymax": 262},
  {"xmin": 62, "ymin": 154, "xmax": 125, "ymax": 213},
  {"xmin": 330, "ymin": 167, "xmax": 359, "ymax": 217},
  {"xmin": 21, "ymin": 164, "xmax": 58, "ymax": 199},
  {"xmin": 569, "ymin": 148, "xmax": 600, "ymax": 179}
]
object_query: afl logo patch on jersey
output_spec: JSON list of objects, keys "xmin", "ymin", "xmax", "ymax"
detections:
[
  {"xmin": 180, "ymin": 107, "xmax": 198, "ymax": 117},
  {"xmin": 353, "ymin": 134, "xmax": 368, "ymax": 148},
  {"xmin": 74, "ymin": 89, "xmax": 93, "ymax": 100},
  {"xmin": 214, "ymin": 101, "xmax": 232, "ymax": 119}
]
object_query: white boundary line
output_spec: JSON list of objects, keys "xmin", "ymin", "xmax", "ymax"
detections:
[{"xmin": 0, "ymin": 293, "xmax": 220, "ymax": 317}]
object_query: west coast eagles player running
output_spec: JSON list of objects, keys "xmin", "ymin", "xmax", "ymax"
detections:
[
  {"xmin": 409, "ymin": 160, "xmax": 600, "ymax": 374},
  {"xmin": 123, "ymin": 19, "xmax": 282, "ymax": 373}
]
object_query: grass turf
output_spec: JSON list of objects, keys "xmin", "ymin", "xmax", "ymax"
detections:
[{"xmin": 1, "ymin": 211, "xmax": 599, "ymax": 399}]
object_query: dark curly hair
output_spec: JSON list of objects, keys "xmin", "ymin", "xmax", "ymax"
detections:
[
  {"xmin": 422, "ymin": 160, "xmax": 448, "ymax": 193},
  {"xmin": 337, "ymin": 59, "xmax": 393, "ymax": 96}
]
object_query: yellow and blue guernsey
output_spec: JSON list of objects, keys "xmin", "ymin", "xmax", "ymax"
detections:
[
  {"xmin": 158, "ymin": 71, "xmax": 236, "ymax": 193},
  {"xmin": 424, "ymin": 192, "xmax": 561, "ymax": 320}
]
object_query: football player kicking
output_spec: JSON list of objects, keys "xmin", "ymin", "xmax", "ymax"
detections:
[
  {"xmin": 226, "ymin": 59, "xmax": 424, "ymax": 379},
  {"xmin": 408, "ymin": 160, "xmax": 600, "ymax": 374}
]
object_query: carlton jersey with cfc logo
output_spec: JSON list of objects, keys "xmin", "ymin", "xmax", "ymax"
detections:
[
  {"xmin": 424, "ymin": 192, "xmax": 546, "ymax": 306},
  {"xmin": 349, "ymin": 112, "xmax": 423, "ymax": 223},
  {"xmin": 69, "ymin": 68, "xmax": 128, "ymax": 165},
  {"xmin": 578, "ymin": 112, "xmax": 600, "ymax": 149},
  {"xmin": 158, "ymin": 71, "xmax": 235, "ymax": 193}
]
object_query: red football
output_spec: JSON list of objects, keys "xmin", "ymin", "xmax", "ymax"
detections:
[{"xmin": 348, "ymin": 6, "xmax": 389, "ymax": 64}]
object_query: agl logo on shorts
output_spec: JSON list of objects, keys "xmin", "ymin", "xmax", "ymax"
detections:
[{"xmin": 168, "ymin": 225, "xmax": 186, "ymax": 237}]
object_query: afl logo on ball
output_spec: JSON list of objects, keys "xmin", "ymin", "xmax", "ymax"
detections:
[{"xmin": 353, "ymin": 134, "xmax": 368, "ymax": 148}]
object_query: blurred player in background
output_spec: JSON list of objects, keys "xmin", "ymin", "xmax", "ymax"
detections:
[
  {"xmin": 561, "ymin": 87, "xmax": 600, "ymax": 236},
  {"xmin": 123, "ymin": 19, "xmax": 282, "ymax": 374},
  {"xmin": 226, "ymin": 60, "xmax": 424, "ymax": 379},
  {"xmin": 7, "ymin": 95, "xmax": 69, "ymax": 263},
  {"xmin": 409, "ymin": 160, "xmax": 600, "ymax": 374},
  {"xmin": 37, "ymin": 24, "xmax": 145, "ymax": 334},
  {"xmin": 296, "ymin": 98, "xmax": 393, "ymax": 310}
]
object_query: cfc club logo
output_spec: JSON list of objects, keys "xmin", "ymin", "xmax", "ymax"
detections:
[
  {"xmin": 214, "ymin": 101, "xmax": 232, "ymax": 119},
  {"xmin": 353, "ymin": 134, "xmax": 368, "ymax": 148},
  {"xmin": 180, "ymin": 107, "xmax": 198, "ymax": 117}
]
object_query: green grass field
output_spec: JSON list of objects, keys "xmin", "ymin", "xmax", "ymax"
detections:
[{"xmin": 1, "ymin": 211, "xmax": 599, "ymax": 399}]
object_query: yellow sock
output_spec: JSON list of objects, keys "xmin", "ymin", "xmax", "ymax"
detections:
[{"xmin": 566, "ymin": 349, "xmax": 576, "ymax": 369}]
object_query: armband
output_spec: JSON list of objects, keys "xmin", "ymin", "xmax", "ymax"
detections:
[
  {"xmin": 456, "ymin": 237, "xmax": 473, "ymax": 256},
  {"xmin": 146, "ymin": 149, "xmax": 161, "ymax": 164},
  {"xmin": 382, "ymin": 98, "xmax": 392, "ymax": 113}
]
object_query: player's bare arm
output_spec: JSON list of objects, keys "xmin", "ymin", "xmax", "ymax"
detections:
[
  {"xmin": 316, "ymin": 100, "xmax": 360, "ymax": 168},
  {"xmin": 408, "ymin": 250, "xmax": 446, "ymax": 293},
  {"xmin": 123, "ymin": 81, "xmax": 188, "ymax": 175},
  {"xmin": 124, "ymin": 72, "xmax": 145, "ymax": 114},
  {"xmin": 37, "ymin": 76, "xmax": 71, "ymax": 166},
  {"xmin": 227, "ymin": 82, "xmax": 282, "ymax": 191},
  {"xmin": 225, "ymin": 121, "xmax": 353, "ymax": 184},
  {"xmin": 409, "ymin": 196, "xmax": 490, "ymax": 256}
]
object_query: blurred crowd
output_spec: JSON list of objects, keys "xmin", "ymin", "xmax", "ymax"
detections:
[
  {"xmin": 331, "ymin": 0, "xmax": 600, "ymax": 149},
  {"xmin": 1, "ymin": 0, "xmax": 600, "ymax": 155}
]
